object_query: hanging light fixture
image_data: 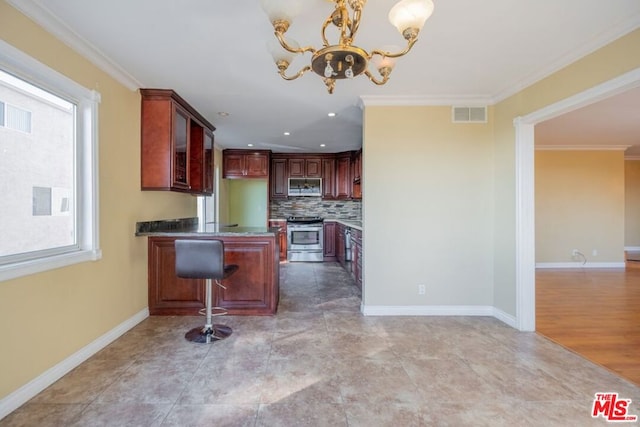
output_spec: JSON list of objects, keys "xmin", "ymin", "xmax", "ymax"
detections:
[{"xmin": 261, "ymin": 0, "xmax": 434, "ymax": 94}]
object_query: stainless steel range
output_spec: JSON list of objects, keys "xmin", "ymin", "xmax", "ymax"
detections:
[{"xmin": 287, "ymin": 216, "xmax": 324, "ymax": 262}]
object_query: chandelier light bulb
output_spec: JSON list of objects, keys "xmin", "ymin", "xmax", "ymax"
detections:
[
  {"xmin": 324, "ymin": 61, "xmax": 334, "ymax": 78},
  {"xmin": 388, "ymin": 0, "xmax": 434, "ymax": 38},
  {"xmin": 345, "ymin": 66, "xmax": 354, "ymax": 79}
]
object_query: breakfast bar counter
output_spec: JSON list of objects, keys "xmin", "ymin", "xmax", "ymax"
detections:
[{"xmin": 136, "ymin": 218, "xmax": 280, "ymax": 316}]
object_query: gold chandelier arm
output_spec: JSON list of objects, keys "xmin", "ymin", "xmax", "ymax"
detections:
[
  {"xmin": 275, "ymin": 31, "xmax": 316, "ymax": 55},
  {"xmin": 364, "ymin": 69, "xmax": 391, "ymax": 86},
  {"xmin": 279, "ymin": 65, "xmax": 312, "ymax": 81},
  {"xmin": 370, "ymin": 38, "xmax": 418, "ymax": 59},
  {"xmin": 321, "ymin": 16, "xmax": 333, "ymax": 47},
  {"xmin": 349, "ymin": 4, "xmax": 362, "ymax": 41}
]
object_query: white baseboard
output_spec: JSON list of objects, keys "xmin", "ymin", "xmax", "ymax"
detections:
[
  {"xmin": 362, "ymin": 305, "xmax": 495, "ymax": 316},
  {"xmin": 0, "ymin": 308, "xmax": 149, "ymax": 421},
  {"xmin": 536, "ymin": 262, "xmax": 625, "ymax": 269},
  {"xmin": 361, "ymin": 304, "xmax": 519, "ymax": 329},
  {"xmin": 492, "ymin": 307, "xmax": 518, "ymax": 329},
  {"xmin": 625, "ymin": 246, "xmax": 640, "ymax": 252}
]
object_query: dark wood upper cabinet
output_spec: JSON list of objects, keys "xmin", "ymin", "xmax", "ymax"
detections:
[
  {"xmin": 335, "ymin": 153, "xmax": 351, "ymax": 200},
  {"xmin": 223, "ymin": 149, "xmax": 270, "ymax": 178},
  {"xmin": 288, "ymin": 158, "xmax": 321, "ymax": 178},
  {"xmin": 269, "ymin": 152, "xmax": 360, "ymax": 200},
  {"xmin": 140, "ymin": 89, "xmax": 215, "ymax": 194},
  {"xmin": 270, "ymin": 158, "xmax": 288, "ymax": 200},
  {"xmin": 321, "ymin": 157, "xmax": 336, "ymax": 199},
  {"xmin": 351, "ymin": 149, "xmax": 362, "ymax": 200}
]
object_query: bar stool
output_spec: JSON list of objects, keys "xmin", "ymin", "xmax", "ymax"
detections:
[{"xmin": 174, "ymin": 239, "xmax": 239, "ymax": 343}]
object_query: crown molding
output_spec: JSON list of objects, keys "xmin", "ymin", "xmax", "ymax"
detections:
[
  {"xmin": 359, "ymin": 94, "xmax": 493, "ymax": 107},
  {"xmin": 535, "ymin": 145, "xmax": 631, "ymax": 151},
  {"xmin": 6, "ymin": 0, "xmax": 143, "ymax": 91},
  {"xmin": 491, "ymin": 13, "xmax": 640, "ymax": 104}
]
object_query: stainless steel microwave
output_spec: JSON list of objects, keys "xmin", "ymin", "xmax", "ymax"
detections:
[{"xmin": 288, "ymin": 178, "xmax": 322, "ymax": 197}]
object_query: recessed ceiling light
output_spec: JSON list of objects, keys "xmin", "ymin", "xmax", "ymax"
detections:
[
  {"xmin": 284, "ymin": 132, "xmax": 290, "ymax": 136},
  {"xmin": 327, "ymin": 112, "xmax": 336, "ymax": 117},
  {"xmin": 217, "ymin": 112, "xmax": 230, "ymax": 117},
  {"xmin": 247, "ymin": 143, "xmax": 254, "ymax": 147},
  {"xmin": 320, "ymin": 144, "xmax": 326, "ymax": 147}
]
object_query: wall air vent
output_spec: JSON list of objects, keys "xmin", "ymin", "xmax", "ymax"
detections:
[{"xmin": 452, "ymin": 106, "xmax": 487, "ymax": 123}]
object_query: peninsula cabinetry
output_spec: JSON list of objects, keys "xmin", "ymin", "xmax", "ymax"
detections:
[
  {"xmin": 140, "ymin": 89, "xmax": 215, "ymax": 194},
  {"xmin": 223, "ymin": 149, "xmax": 270, "ymax": 178},
  {"xmin": 148, "ymin": 235, "xmax": 279, "ymax": 316}
]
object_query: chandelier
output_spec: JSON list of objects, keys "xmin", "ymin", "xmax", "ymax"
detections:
[{"xmin": 260, "ymin": 0, "xmax": 434, "ymax": 94}]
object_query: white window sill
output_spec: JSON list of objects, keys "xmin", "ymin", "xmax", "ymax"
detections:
[{"xmin": 0, "ymin": 249, "xmax": 102, "ymax": 282}]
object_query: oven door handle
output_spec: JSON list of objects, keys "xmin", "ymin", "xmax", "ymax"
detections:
[{"xmin": 288, "ymin": 226, "xmax": 322, "ymax": 232}]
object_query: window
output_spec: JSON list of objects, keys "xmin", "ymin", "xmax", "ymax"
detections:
[
  {"xmin": 0, "ymin": 40, "xmax": 101, "ymax": 281},
  {"xmin": 5, "ymin": 103, "xmax": 32, "ymax": 133}
]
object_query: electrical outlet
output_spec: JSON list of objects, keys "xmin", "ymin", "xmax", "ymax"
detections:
[
  {"xmin": 572, "ymin": 249, "xmax": 579, "ymax": 257},
  {"xmin": 418, "ymin": 284, "xmax": 426, "ymax": 295},
  {"xmin": 592, "ymin": 249, "xmax": 598, "ymax": 256}
]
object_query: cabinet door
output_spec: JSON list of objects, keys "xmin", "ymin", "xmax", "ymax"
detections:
[
  {"xmin": 203, "ymin": 130, "xmax": 214, "ymax": 194},
  {"xmin": 245, "ymin": 153, "xmax": 269, "ymax": 177},
  {"xmin": 321, "ymin": 158, "xmax": 335, "ymax": 199},
  {"xmin": 351, "ymin": 149, "xmax": 362, "ymax": 199},
  {"xmin": 323, "ymin": 222, "xmax": 336, "ymax": 258},
  {"xmin": 288, "ymin": 158, "xmax": 305, "ymax": 177},
  {"xmin": 335, "ymin": 155, "xmax": 351, "ymax": 199},
  {"xmin": 305, "ymin": 158, "xmax": 322, "ymax": 177},
  {"xmin": 148, "ymin": 237, "xmax": 205, "ymax": 315},
  {"xmin": 172, "ymin": 105, "xmax": 190, "ymax": 190},
  {"xmin": 223, "ymin": 153, "xmax": 246, "ymax": 177},
  {"xmin": 269, "ymin": 220, "xmax": 288, "ymax": 261},
  {"xmin": 336, "ymin": 223, "xmax": 346, "ymax": 266},
  {"xmin": 270, "ymin": 158, "xmax": 288, "ymax": 199},
  {"xmin": 214, "ymin": 239, "xmax": 277, "ymax": 314}
]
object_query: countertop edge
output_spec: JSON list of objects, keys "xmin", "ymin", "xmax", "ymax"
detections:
[{"xmin": 324, "ymin": 219, "xmax": 362, "ymax": 231}]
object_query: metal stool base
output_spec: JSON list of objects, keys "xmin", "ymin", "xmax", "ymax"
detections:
[{"xmin": 185, "ymin": 325, "xmax": 232, "ymax": 343}]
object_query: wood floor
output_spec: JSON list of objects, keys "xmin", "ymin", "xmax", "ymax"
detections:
[{"xmin": 536, "ymin": 266, "xmax": 640, "ymax": 385}]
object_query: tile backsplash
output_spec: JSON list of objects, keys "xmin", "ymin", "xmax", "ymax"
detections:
[{"xmin": 270, "ymin": 198, "xmax": 361, "ymax": 220}]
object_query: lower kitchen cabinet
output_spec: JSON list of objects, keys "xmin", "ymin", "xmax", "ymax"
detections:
[
  {"xmin": 350, "ymin": 228, "xmax": 363, "ymax": 290},
  {"xmin": 268, "ymin": 220, "xmax": 287, "ymax": 261},
  {"xmin": 336, "ymin": 222, "xmax": 346, "ymax": 267},
  {"xmin": 148, "ymin": 235, "xmax": 279, "ymax": 315},
  {"xmin": 323, "ymin": 221, "xmax": 336, "ymax": 261}
]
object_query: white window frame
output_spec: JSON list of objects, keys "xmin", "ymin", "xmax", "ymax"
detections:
[{"xmin": 0, "ymin": 40, "xmax": 101, "ymax": 282}]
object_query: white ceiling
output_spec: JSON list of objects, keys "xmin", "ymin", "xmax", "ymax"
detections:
[{"xmin": 8, "ymin": 0, "xmax": 640, "ymax": 154}]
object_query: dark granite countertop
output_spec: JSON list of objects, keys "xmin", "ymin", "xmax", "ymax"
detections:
[{"xmin": 135, "ymin": 217, "xmax": 278, "ymax": 237}]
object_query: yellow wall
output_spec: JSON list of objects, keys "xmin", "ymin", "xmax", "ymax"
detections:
[
  {"xmin": 535, "ymin": 150, "xmax": 625, "ymax": 262},
  {"xmin": 626, "ymin": 160, "xmax": 640, "ymax": 247},
  {"xmin": 363, "ymin": 29, "xmax": 640, "ymax": 316},
  {"xmin": 491, "ymin": 29, "xmax": 640, "ymax": 314},
  {"xmin": 363, "ymin": 106, "xmax": 495, "ymax": 306},
  {"xmin": 0, "ymin": 3, "xmax": 196, "ymax": 399}
]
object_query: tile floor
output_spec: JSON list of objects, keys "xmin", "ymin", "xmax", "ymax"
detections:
[{"xmin": 2, "ymin": 262, "xmax": 639, "ymax": 426}]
